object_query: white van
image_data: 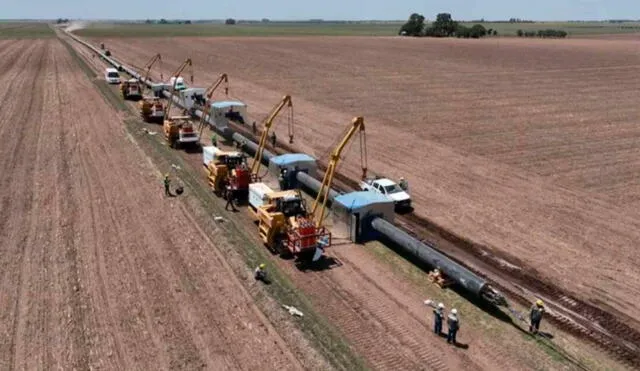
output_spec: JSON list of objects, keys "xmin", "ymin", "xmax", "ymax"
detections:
[{"xmin": 104, "ymin": 68, "xmax": 120, "ymax": 84}]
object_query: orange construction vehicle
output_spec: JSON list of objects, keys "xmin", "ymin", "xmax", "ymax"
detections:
[
  {"xmin": 163, "ymin": 59, "xmax": 200, "ymax": 149},
  {"xmin": 138, "ymin": 53, "xmax": 165, "ymax": 123}
]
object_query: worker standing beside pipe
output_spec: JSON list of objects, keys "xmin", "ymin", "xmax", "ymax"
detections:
[{"xmin": 434, "ymin": 303, "xmax": 445, "ymax": 335}]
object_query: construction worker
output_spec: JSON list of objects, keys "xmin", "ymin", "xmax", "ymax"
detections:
[
  {"xmin": 530, "ymin": 299, "xmax": 545, "ymax": 334},
  {"xmin": 270, "ymin": 131, "xmax": 277, "ymax": 148},
  {"xmin": 252, "ymin": 121, "xmax": 257, "ymax": 135},
  {"xmin": 399, "ymin": 177, "xmax": 409, "ymax": 191},
  {"xmin": 211, "ymin": 133, "xmax": 218, "ymax": 147},
  {"xmin": 253, "ymin": 263, "xmax": 269, "ymax": 284},
  {"xmin": 433, "ymin": 302, "xmax": 445, "ymax": 335},
  {"xmin": 224, "ymin": 183, "xmax": 237, "ymax": 211},
  {"xmin": 163, "ymin": 173, "xmax": 171, "ymax": 196},
  {"xmin": 447, "ymin": 308, "xmax": 460, "ymax": 345}
]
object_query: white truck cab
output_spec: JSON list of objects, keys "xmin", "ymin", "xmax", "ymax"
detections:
[
  {"xmin": 169, "ymin": 76, "xmax": 187, "ymax": 91},
  {"xmin": 360, "ymin": 177, "xmax": 412, "ymax": 210},
  {"xmin": 104, "ymin": 68, "xmax": 120, "ymax": 84}
]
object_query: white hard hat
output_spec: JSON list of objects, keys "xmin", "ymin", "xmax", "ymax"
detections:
[
  {"xmin": 438, "ymin": 303, "xmax": 444, "ymax": 309},
  {"xmin": 400, "ymin": 177, "xmax": 405, "ymax": 180},
  {"xmin": 451, "ymin": 308, "xmax": 458, "ymax": 315}
]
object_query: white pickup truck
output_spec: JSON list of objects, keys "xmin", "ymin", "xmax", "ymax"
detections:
[{"xmin": 360, "ymin": 178, "xmax": 412, "ymax": 209}]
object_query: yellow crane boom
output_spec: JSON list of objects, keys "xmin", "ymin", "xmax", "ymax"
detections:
[
  {"xmin": 311, "ymin": 116, "xmax": 367, "ymax": 227},
  {"xmin": 197, "ymin": 73, "xmax": 229, "ymax": 135},
  {"xmin": 164, "ymin": 58, "xmax": 193, "ymax": 118},
  {"xmin": 250, "ymin": 95, "xmax": 294, "ymax": 178},
  {"xmin": 140, "ymin": 53, "xmax": 161, "ymax": 93}
]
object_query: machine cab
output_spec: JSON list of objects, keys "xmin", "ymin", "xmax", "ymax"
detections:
[{"xmin": 274, "ymin": 193, "xmax": 307, "ymax": 218}]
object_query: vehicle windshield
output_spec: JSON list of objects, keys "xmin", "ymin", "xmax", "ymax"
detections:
[
  {"xmin": 181, "ymin": 133, "xmax": 197, "ymax": 138},
  {"xmin": 107, "ymin": 72, "xmax": 119, "ymax": 78},
  {"xmin": 281, "ymin": 199, "xmax": 305, "ymax": 217},
  {"xmin": 383, "ymin": 184, "xmax": 402, "ymax": 194}
]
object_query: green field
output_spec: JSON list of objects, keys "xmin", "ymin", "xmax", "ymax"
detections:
[
  {"xmin": 0, "ymin": 22, "xmax": 54, "ymax": 38},
  {"xmin": 459, "ymin": 21, "xmax": 640, "ymax": 36},
  {"xmin": 73, "ymin": 22, "xmax": 403, "ymax": 37},
  {"xmin": 70, "ymin": 20, "xmax": 640, "ymax": 38}
]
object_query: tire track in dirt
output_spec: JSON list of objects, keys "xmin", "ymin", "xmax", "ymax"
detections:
[
  {"xmin": 55, "ymin": 34, "xmax": 304, "ymax": 370},
  {"xmin": 0, "ymin": 40, "xmax": 48, "ymax": 370}
]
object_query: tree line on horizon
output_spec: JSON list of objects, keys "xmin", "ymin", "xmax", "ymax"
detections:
[
  {"xmin": 399, "ymin": 13, "xmax": 496, "ymax": 38},
  {"xmin": 399, "ymin": 12, "xmax": 569, "ymax": 38}
]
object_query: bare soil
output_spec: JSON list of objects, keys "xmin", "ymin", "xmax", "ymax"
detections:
[
  {"xmin": 96, "ymin": 36, "xmax": 640, "ymax": 325},
  {"xmin": 0, "ymin": 38, "xmax": 303, "ymax": 370}
]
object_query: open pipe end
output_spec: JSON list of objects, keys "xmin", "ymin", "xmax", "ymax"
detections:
[{"xmin": 482, "ymin": 285, "xmax": 508, "ymax": 307}]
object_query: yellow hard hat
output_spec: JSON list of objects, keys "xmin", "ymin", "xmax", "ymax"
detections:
[
  {"xmin": 164, "ymin": 173, "xmax": 169, "ymax": 177},
  {"xmin": 259, "ymin": 263, "xmax": 265, "ymax": 269},
  {"xmin": 536, "ymin": 299, "xmax": 544, "ymax": 307}
]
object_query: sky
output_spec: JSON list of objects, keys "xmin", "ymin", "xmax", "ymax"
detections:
[{"xmin": 3, "ymin": 0, "xmax": 639, "ymax": 21}]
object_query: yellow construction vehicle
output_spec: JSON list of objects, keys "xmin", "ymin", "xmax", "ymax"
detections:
[
  {"xmin": 250, "ymin": 95, "xmax": 294, "ymax": 181},
  {"xmin": 253, "ymin": 185, "xmax": 330, "ymax": 261},
  {"xmin": 138, "ymin": 53, "xmax": 165, "ymax": 123},
  {"xmin": 203, "ymin": 145, "xmax": 251, "ymax": 197},
  {"xmin": 252, "ymin": 117, "xmax": 366, "ymax": 262},
  {"xmin": 197, "ymin": 73, "xmax": 230, "ymax": 136},
  {"xmin": 163, "ymin": 59, "xmax": 200, "ymax": 149},
  {"xmin": 120, "ymin": 78, "xmax": 143, "ymax": 100}
]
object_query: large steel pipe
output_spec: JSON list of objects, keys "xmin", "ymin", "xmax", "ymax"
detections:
[
  {"xmin": 372, "ymin": 218, "xmax": 487, "ymax": 295},
  {"xmin": 297, "ymin": 172, "xmax": 340, "ymax": 202}
]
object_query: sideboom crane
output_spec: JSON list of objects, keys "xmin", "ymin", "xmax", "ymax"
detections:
[
  {"xmin": 311, "ymin": 116, "xmax": 367, "ymax": 227},
  {"xmin": 163, "ymin": 59, "xmax": 199, "ymax": 149},
  {"xmin": 197, "ymin": 73, "xmax": 230, "ymax": 135},
  {"xmin": 250, "ymin": 95, "xmax": 294, "ymax": 180}
]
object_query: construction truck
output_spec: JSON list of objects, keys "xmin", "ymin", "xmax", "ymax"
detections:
[
  {"xmin": 138, "ymin": 53, "xmax": 165, "ymax": 123},
  {"xmin": 163, "ymin": 116, "xmax": 200, "ymax": 149},
  {"xmin": 163, "ymin": 58, "xmax": 199, "ymax": 149},
  {"xmin": 360, "ymin": 177, "xmax": 411, "ymax": 210},
  {"xmin": 120, "ymin": 78, "xmax": 142, "ymax": 100},
  {"xmin": 250, "ymin": 182, "xmax": 330, "ymax": 261},
  {"xmin": 203, "ymin": 145, "xmax": 251, "ymax": 198},
  {"xmin": 250, "ymin": 117, "xmax": 366, "ymax": 263},
  {"xmin": 250, "ymin": 95, "xmax": 294, "ymax": 182}
]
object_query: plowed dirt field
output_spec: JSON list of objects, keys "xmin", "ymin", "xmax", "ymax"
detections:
[
  {"xmin": 0, "ymin": 38, "xmax": 302, "ymax": 370},
  {"xmin": 97, "ymin": 36, "xmax": 640, "ymax": 325}
]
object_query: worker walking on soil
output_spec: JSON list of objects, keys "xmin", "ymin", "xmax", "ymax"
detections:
[
  {"xmin": 252, "ymin": 121, "xmax": 257, "ymax": 135},
  {"xmin": 433, "ymin": 302, "xmax": 445, "ymax": 335},
  {"xmin": 270, "ymin": 132, "xmax": 277, "ymax": 148},
  {"xmin": 211, "ymin": 133, "xmax": 218, "ymax": 147},
  {"xmin": 163, "ymin": 173, "xmax": 171, "ymax": 196},
  {"xmin": 530, "ymin": 299, "xmax": 545, "ymax": 334},
  {"xmin": 254, "ymin": 263, "xmax": 268, "ymax": 282},
  {"xmin": 399, "ymin": 177, "xmax": 409, "ymax": 191},
  {"xmin": 224, "ymin": 184, "xmax": 238, "ymax": 212},
  {"xmin": 447, "ymin": 308, "xmax": 460, "ymax": 345}
]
